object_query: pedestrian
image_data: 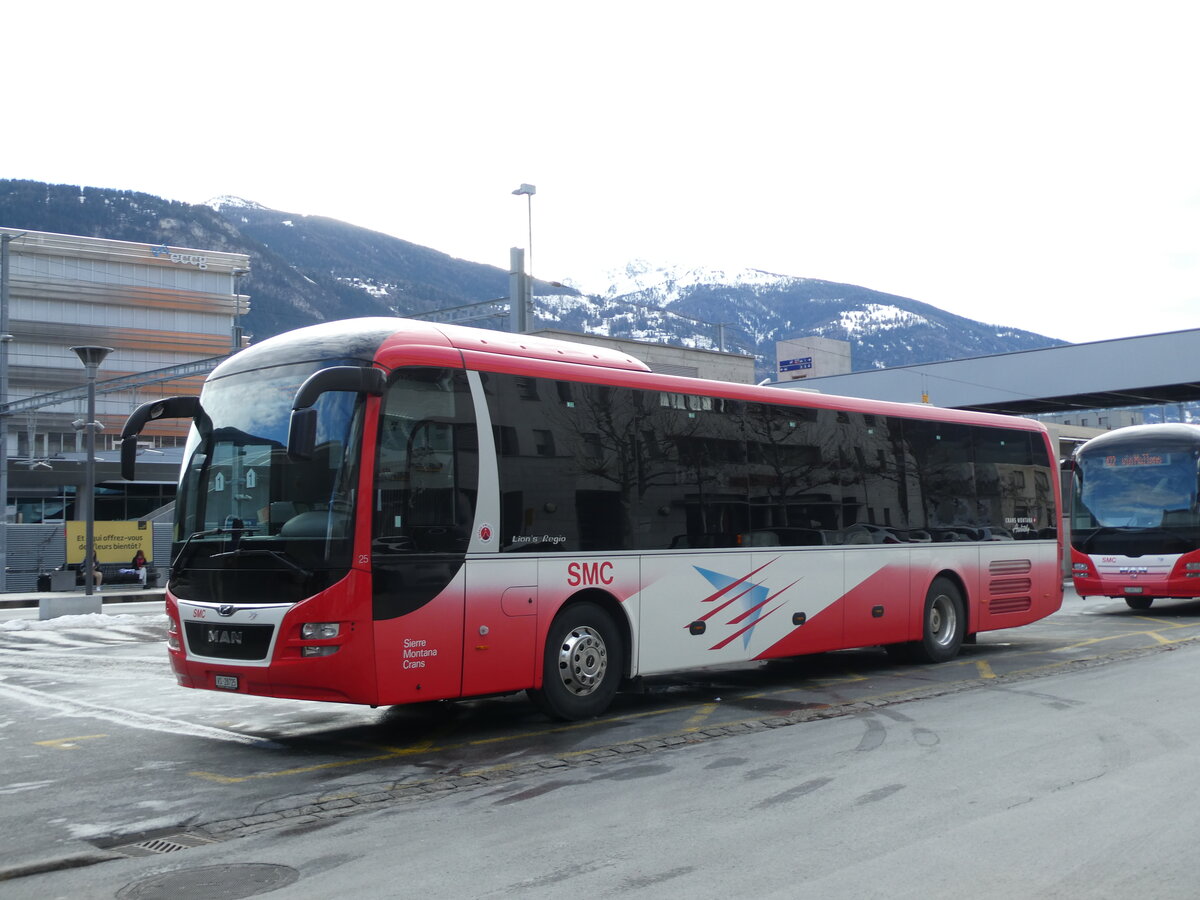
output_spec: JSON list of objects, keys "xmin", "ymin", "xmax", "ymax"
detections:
[{"xmin": 122, "ymin": 549, "xmax": 149, "ymax": 587}]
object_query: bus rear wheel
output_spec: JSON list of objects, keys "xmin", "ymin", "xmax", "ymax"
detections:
[
  {"xmin": 887, "ymin": 577, "xmax": 965, "ymax": 664},
  {"xmin": 529, "ymin": 601, "xmax": 623, "ymax": 721},
  {"xmin": 1125, "ymin": 596, "xmax": 1153, "ymax": 610}
]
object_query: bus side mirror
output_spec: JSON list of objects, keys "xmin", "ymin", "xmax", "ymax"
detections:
[
  {"xmin": 287, "ymin": 366, "xmax": 384, "ymax": 461},
  {"xmin": 120, "ymin": 437, "xmax": 139, "ymax": 481},
  {"xmin": 120, "ymin": 396, "xmax": 201, "ymax": 480},
  {"xmin": 287, "ymin": 408, "xmax": 318, "ymax": 461}
]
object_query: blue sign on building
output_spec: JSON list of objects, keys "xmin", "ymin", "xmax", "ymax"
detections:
[{"xmin": 779, "ymin": 357, "xmax": 813, "ymax": 372}]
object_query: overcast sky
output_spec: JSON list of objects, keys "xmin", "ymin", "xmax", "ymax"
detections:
[{"xmin": 7, "ymin": 1, "xmax": 1198, "ymax": 343}]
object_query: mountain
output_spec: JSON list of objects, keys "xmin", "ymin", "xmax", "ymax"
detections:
[
  {"xmin": 0, "ymin": 179, "xmax": 1063, "ymax": 380},
  {"xmin": 0, "ymin": 180, "xmax": 528, "ymax": 340},
  {"xmin": 553, "ymin": 261, "xmax": 1061, "ymax": 377}
]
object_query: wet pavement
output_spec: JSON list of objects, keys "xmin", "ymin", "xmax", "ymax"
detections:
[{"xmin": 2, "ymin": 584, "xmax": 1199, "ymax": 881}]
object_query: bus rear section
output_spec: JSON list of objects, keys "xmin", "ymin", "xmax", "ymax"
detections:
[{"xmin": 1069, "ymin": 423, "xmax": 1200, "ymax": 609}]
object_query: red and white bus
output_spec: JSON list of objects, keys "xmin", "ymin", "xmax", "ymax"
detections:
[
  {"xmin": 122, "ymin": 318, "xmax": 1063, "ymax": 719},
  {"xmin": 1068, "ymin": 423, "xmax": 1200, "ymax": 610}
]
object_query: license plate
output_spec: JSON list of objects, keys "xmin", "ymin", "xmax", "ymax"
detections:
[
  {"xmin": 214, "ymin": 674, "xmax": 239, "ymax": 690},
  {"xmin": 1124, "ymin": 586, "xmax": 1144, "ymax": 594}
]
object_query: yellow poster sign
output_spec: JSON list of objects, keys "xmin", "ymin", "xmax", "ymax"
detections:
[{"xmin": 66, "ymin": 521, "xmax": 153, "ymax": 564}]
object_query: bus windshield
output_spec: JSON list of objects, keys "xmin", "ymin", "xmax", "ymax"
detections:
[
  {"xmin": 1074, "ymin": 447, "xmax": 1200, "ymax": 532},
  {"xmin": 172, "ymin": 361, "xmax": 366, "ymax": 604}
]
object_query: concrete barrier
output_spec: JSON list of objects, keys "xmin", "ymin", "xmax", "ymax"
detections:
[{"xmin": 38, "ymin": 594, "xmax": 103, "ymax": 620}]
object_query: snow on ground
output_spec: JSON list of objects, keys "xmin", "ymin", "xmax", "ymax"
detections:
[{"xmin": 0, "ymin": 613, "xmax": 167, "ymax": 632}]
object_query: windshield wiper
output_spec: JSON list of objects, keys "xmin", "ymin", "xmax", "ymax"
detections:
[
  {"xmin": 170, "ymin": 525, "xmax": 262, "ymax": 577},
  {"xmin": 208, "ymin": 546, "xmax": 313, "ymax": 579},
  {"xmin": 1078, "ymin": 526, "xmax": 1131, "ymax": 552},
  {"xmin": 1078, "ymin": 524, "xmax": 1191, "ymax": 555},
  {"xmin": 170, "ymin": 528, "xmax": 229, "ymax": 578}
]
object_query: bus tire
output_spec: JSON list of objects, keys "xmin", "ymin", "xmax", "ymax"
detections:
[
  {"xmin": 888, "ymin": 577, "xmax": 965, "ymax": 664},
  {"xmin": 530, "ymin": 602, "xmax": 623, "ymax": 721},
  {"xmin": 1125, "ymin": 596, "xmax": 1153, "ymax": 610}
]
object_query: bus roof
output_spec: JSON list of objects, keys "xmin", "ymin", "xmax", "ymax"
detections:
[
  {"xmin": 214, "ymin": 317, "xmax": 651, "ymax": 379},
  {"xmin": 1075, "ymin": 422, "xmax": 1200, "ymax": 456},
  {"xmin": 401, "ymin": 320, "xmax": 651, "ymax": 373},
  {"xmin": 214, "ymin": 317, "xmax": 1047, "ymax": 435}
]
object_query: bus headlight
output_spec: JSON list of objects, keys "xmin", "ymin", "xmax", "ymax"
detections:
[{"xmin": 301, "ymin": 622, "xmax": 340, "ymax": 639}]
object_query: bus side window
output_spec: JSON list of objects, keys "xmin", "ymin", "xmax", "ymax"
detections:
[{"xmin": 374, "ymin": 368, "xmax": 478, "ymax": 554}]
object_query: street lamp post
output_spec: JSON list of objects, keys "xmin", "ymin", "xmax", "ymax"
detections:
[
  {"xmin": 0, "ymin": 233, "xmax": 15, "ymax": 593},
  {"xmin": 510, "ymin": 185, "xmax": 536, "ymax": 334},
  {"xmin": 0, "ymin": 232, "xmax": 26, "ymax": 593},
  {"xmin": 231, "ymin": 268, "xmax": 249, "ymax": 352},
  {"xmin": 509, "ymin": 247, "xmax": 531, "ymax": 333},
  {"xmin": 511, "ymin": 183, "xmax": 536, "ymax": 279},
  {"xmin": 70, "ymin": 346, "xmax": 112, "ymax": 596}
]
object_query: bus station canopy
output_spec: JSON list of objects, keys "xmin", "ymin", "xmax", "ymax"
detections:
[{"xmin": 780, "ymin": 329, "xmax": 1200, "ymax": 416}]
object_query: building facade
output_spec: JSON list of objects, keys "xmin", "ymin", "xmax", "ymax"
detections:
[
  {"xmin": 774, "ymin": 336, "xmax": 852, "ymax": 382},
  {"xmin": 0, "ymin": 227, "xmax": 249, "ymax": 528},
  {"xmin": 531, "ymin": 329, "xmax": 757, "ymax": 383}
]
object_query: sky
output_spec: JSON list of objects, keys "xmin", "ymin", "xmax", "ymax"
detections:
[{"xmin": 6, "ymin": 1, "xmax": 1199, "ymax": 344}]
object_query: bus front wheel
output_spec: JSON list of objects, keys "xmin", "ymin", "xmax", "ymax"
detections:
[{"xmin": 529, "ymin": 602, "xmax": 623, "ymax": 721}]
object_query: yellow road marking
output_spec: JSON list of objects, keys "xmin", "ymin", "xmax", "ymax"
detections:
[
  {"xmin": 1056, "ymin": 626, "xmax": 1200, "ymax": 653},
  {"xmin": 1136, "ymin": 616, "xmax": 1182, "ymax": 628},
  {"xmin": 976, "ymin": 660, "xmax": 996, "ymax": 679},
  {"xmin": 683, "ymin": 702, "xmax": 719, "ymax": 731},
  {"xmin": 343, "ymin": 737, "xmax": 438, "ymax": 754},
  {"xmin": 36, "ymin": 735, "xmax": 107, "ymax": 749}
]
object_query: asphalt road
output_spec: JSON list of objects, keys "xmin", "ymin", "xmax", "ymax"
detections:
[{"xmin": 2, "ymin": 587, "xmax": 1199, "ymax": 897}]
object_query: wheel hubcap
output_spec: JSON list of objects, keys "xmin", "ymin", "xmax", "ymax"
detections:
[
  {"xmin": 556, "ymin": 625, "xmax": 608, "ymax": 696},
  {"xmin": 930, "ymin": 593, "xmax": 957, "ymax": 647}
]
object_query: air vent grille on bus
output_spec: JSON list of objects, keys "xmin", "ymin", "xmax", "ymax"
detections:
[
  {"xmin": 988, "ymin": 558, "xmax": 1034, "ymax": 614},
  {"xmin": 989, "ymin": 558, "xmax": 1032, "ymax": 575},
  {"xmin": 989, "ymin": 577, "xmax": 1033, "ymax": 594},
  {"xmin": 988, "ymin": 596, "xmax": 1033, "ymax": 614}
]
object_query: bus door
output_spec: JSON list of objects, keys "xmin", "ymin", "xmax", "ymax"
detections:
[
  {"xmin": 371, "ymin": 367, "xmax": 479, "ymax": 705},
  {"xmin": 462, "ymin": 558, "xmax": 538, "ymax": 696}
]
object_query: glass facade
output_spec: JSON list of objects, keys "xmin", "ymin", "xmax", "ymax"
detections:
[{"xmin": 0, "ymin": 228, "xmax": 248, "ymax": 534}]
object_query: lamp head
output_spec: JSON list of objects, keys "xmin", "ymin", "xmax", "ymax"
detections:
[{"xmin": 70, "ymin": 346, "xmax": 114, "ymax": 368}]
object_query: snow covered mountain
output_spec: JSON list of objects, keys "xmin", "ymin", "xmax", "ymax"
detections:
[
  {"xmin": 0, "ymin": 180, "xmax": 1062, "ymax": 381},
  {"xmin": 543, "ymin": 260, "xmax": 1060, "ymax": 378}
]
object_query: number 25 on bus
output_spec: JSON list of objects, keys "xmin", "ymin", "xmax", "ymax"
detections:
[{"xmin": 121, "ymin": 318, "xmax": 1063, "ymax": 720}]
